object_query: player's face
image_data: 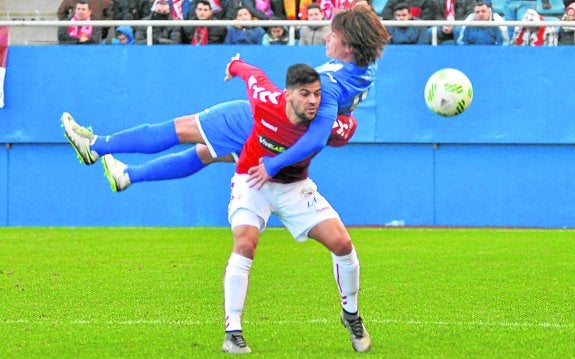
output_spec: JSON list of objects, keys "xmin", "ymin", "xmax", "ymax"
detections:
[
  {"xmin": 324, "ymin": 29, "xmax": 351, "ymax": 62},
  {"xmin": 287, "ymin": 81, "xmax": 321, "ymax": 123}
]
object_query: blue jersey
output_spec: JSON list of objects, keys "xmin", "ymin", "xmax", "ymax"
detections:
[{"xmin": 262, "ymin": 59, "xmax": 376, "ymax": 177}]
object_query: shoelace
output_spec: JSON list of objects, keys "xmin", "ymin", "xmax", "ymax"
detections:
[
  {"xmin": 347, "ymin": 317, "xmax": 365, "ymax": 339},
  {"xmin": 232, "ymin": 334, "xmax": 248, "ymax": 348}
]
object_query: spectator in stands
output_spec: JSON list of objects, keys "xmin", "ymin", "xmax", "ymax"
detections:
[
  {"xmin": 137, "ymin": 0, "xmax": 156, "ymax": 18},
  {"xmin": 381, "ymin": 0, "xmax": 438, "ymax": 20},
  {"xmin": 58, "ymin": 0, "xmax": 113, "ymax": 40},
  {"xmin": 262, "ymin": 18, "xmax": 295, "ymax": 45},
  {"xmin": 388, "ymin": 2, "xmax": 429, "ymax": 43},
  {"xmin": 189, "ymin": 0, "xmax": 227, "ymax": 18},
  {"xmin": 319, "ymin": 0, "xmax": 355, "ymax": 19},
  {"xmin": 182, "ymin": 0, "xmax": 227, "ymax": 44},
  {"xmin": 224, "ymin": 7, "xmax": 266, "ymax": 44},
  {"xmin": 57, "ymin": 0, "xmax": 113, "ymax": 21},
  {"xmin": 503, "ymin": 0, "xmax": 536, "ymax": 37},
  {"xmin": 558, "ymin": 2, "xmax": 575, "ymax": 44},
  {"xmin": 168, "ymin": 0, "xmax": 193, "ymax": 19},
  {"xmin": 512, "ymin": 8, "xmax": 558, "ymax": 45},
  {"xmin": 431, "ymin": 0, "xmax": 475, "ymax": 44},
  {"xmin": 113, "ymin": 0, "xmax": 141, "ymax": 20},
  {"xmin": 457, "ymin": 0, "xmax": 509, "ymax": 44},
  {"xmin": 458, "ymin": 1, "xmax": 505, "ymax": 44},
  {"xmin": 113, "ymin": 25, "xmax": 136, "ymax": 44},
  {"xmin": 58, "ymin": 0, "xmax": 103, "ymax": 44},
  {"xmin": 134, "ymin": 0, "xmax": 182, "ymax": 44},
  {"xmin": 299, "ymin": 3, "xmax": 331, "ymax": 45},
  {"xmin": 221, "ymin": 0, "xmax": 275, "ymax": 19}
]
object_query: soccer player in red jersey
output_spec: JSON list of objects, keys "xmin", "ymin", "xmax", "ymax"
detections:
[{"xmin": 221, "ymin": 58, "xmax": 370, "ymax": 354}]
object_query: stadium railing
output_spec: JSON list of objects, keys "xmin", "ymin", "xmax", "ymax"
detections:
[{"xmin": 0, "ymin": 19, "xmax": 570, "ymax": 46}]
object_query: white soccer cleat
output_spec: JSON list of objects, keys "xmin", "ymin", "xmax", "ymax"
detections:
[
  {"xmin": 61, "ymin": 112, "xmax": 99, "ymax": 165},
  {"xmin": 341, "ymin": 310, "xmax": 371, "ymax": 352},
  {"xmin": 222, "ymin": 330, "xmax": 252, "ymax": 354},
  {"xmin": 101, "ymin": 154, "xmax": 131, "ymax": 192}
]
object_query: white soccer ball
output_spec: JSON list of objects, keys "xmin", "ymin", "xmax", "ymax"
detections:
[{"xmin": 424, "ymin": 68, "xmax": 473, "ymax": 117}]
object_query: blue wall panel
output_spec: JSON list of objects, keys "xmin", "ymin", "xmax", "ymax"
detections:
[
  {"xmin": 435, "ymin": 144, "xmax": 575, "ymax": 227},
  {"xmin": 310, "ymin": 144, "xmax": 435, "ymax": 226},
  {"xmin": 374, "ymin": 46, "xmax": 575, "ymax": 144}
]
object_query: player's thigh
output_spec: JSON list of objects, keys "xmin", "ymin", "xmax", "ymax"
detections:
[
  {"xmin": 174, "ymin": 114, "xmax": 204, "ymax": 143},
  {"xmin": 308, "ymin": 218, "xmax": 353, "ymax": 256},
  {"xmin": 196, "ymin": 100, "xmax": 253, "ymax": 159},
  {"xmin": 228, "ymin": 173, "xmax": 273, "ymax": 232},
  {"xmin": 273, "ymin": 179, "xmax": 341, "ymax": 243}
]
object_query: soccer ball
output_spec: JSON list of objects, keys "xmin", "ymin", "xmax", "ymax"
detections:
[{"xmin": 424, "ymin": 68, "xmax": 473, "ymax": 117}]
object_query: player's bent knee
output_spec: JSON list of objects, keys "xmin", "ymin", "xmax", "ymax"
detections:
[
  {"xmin": 330, "ymin": 237, "xmax": 353, "ymax": 256},
  {"xmin": 232, "ymin": 224, "xmax": 261, "ymax": 258}
]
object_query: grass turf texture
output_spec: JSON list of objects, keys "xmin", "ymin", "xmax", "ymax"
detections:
[{"xmin": 0, "ymin": 227, "xmax": 573, "ymax": 358}]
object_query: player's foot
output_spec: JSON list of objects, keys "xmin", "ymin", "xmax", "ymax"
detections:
[
  {"xmin": 61, "ymin": 112, "xmax": 99, "ymax": 165},
  {"xmin": 341, "ymin": 310, "xmax": 371, "ymax": 352},
  {"xmin": 101, "ymin": 155, "xmax": 131, "ymax": 192},
  {"xmin": 222, "ymin": 330, "xmax": 252, "ymax": 354}
]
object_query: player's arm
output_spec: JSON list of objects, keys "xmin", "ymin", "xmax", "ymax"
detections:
[{"xmin": 227, "ymin": 58, "xmax": 277, "ymax": 99}]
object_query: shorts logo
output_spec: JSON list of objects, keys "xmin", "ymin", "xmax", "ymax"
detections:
[
  {"xmin": 258, "ymin": 135, "xmax": 287, "ymax": 154},
  {"xmin": 301, "ymin": 187, "xmax": 314, "ymax": 198}
]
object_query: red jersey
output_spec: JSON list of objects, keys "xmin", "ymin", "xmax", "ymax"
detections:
[{"xmin": 229, "ymin": 60, "xmax": 315, "ymax": 183}]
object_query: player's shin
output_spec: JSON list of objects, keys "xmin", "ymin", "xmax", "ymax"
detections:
[
  {"xmin": 126, "ymin": 146, "xmax": 206, "ymax": 183},
  {"xmin": 332, "ymin": 246, "xmax": 360, "ymax": 314},
  {"xmin": 91, "ymin": 120, "xmax": 180, "ymax": 155},
  {"xmin": 223, "ymin": 253, "xmax": 252, "ymax": 331}
]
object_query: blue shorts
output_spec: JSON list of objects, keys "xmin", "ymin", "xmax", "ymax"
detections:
[{"xmin": 195, "ymin": 100, "xmax": 253, "ymax": 159}]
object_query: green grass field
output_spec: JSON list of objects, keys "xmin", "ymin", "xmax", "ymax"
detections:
[{"xmin": 1, "ymin": 227, "xmax": 573, "ymax": 358}]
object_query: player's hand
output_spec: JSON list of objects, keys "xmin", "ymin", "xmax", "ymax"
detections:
[
  {"xmin": 224, "ymin": 53, "xmax": 241, "ymax": 81},
  {"xmin": 327, "ymin": 115, "xmax": 357, "ymax": 147},
  {"xmin": 247, "ymin": 158, "xmax": 272, "ymax": 189}
]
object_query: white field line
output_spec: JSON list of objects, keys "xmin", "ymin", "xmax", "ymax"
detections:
[{"xmin": 0, "ymin": 318, "xmax": 572, "ymax": 329}]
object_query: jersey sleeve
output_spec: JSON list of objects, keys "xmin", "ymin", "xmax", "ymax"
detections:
[
  {"xmin": 229, "ymin": 60, "xmax": 280, "ymax": 106},
  {"xmin": 262, "ymin": 75, "xmax": 340, "ymax": 177}
]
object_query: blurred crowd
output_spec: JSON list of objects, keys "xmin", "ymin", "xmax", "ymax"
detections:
[{"xmin": 57, "ymin": 0, "xmax": 575, "ymax": 45}]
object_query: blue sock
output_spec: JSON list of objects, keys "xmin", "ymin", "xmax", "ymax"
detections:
[
  {"xmin": 91, "ymin": 120, "xmax": 179, "ymax": 155},
  {"xmin": 127, "ymin": 146, "xmax": 207, "ymax": 184}
]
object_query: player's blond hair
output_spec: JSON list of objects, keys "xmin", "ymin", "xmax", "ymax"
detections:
[{"xmin": 331, "ymin": 7, "xmax": 390, "ymax": 67}]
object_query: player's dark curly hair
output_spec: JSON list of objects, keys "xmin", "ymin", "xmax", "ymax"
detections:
[
  {"xmin": 331, "ymin": 7, "xmax": 390, "ymax": 67},
  {"xmin": 285, "ymin": 64, "xmax": 320, "ymax": 89}
]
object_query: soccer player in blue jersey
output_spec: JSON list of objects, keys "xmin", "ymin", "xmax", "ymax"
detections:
[{"xmin": 62, "ymin": 6, "xmax": 389, "ymax": 192}]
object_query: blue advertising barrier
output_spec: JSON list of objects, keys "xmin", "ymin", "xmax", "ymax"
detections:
[{"xmin": 1, "ymin": 45, "xmax": 574, "ymax": 227}]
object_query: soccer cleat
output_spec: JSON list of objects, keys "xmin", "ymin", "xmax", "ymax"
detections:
[
  {"xmin": 341, "ymin": 310, "xmax": 371, "ymax": 352},
  {"xmin": 61, "ymin": 112, "xmax": 99, "ymax": 165},
  {"xmin": 222, "ymin": 330, "xmax": 252, "ymax": 354},
  {"xmin": 101, "ymin": 155, "xmax": 131, "ymax": 192}
]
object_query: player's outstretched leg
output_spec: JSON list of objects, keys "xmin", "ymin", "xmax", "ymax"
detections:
[
  {"xmin": 101, "ymin": 155, "xmax": 131, "ymax": 192},
  {"xmin": 341, "ymin": 309, "xmax": 371, "ymax": 352},
  {"xmin": 61, "ymin": 112, "xmax": 99, "ymax": 165},
  {"xmin": 221, "ymin": 330, "xmax": 251, "ymax": 354}
]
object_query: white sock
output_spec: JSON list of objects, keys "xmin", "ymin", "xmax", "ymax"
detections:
[
  {"xmin": 223, "ymin": 253, "xmax": 253, "ymax": 332},
  {"xmin": 332, "ymin": 246, "xmax": 360, "ymax": 314}
]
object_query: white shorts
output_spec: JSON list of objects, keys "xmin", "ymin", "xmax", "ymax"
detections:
[{"xmin": 228, "ymin": 173, "xmax": 340, "ymax": 242}]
